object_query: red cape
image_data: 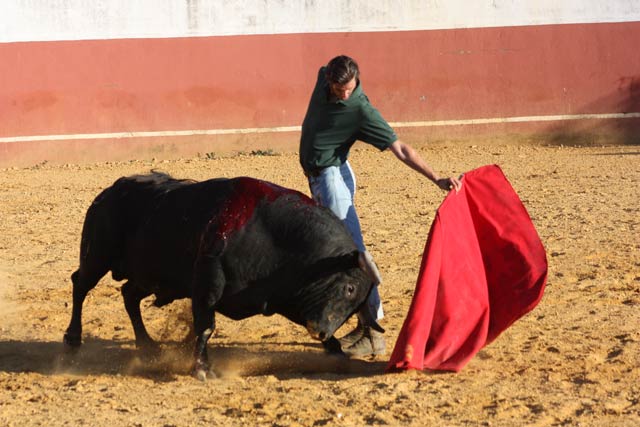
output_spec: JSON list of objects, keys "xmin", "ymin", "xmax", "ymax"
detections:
[{"xmin": 387, "ymin": 165, "xmax": 547, "ymax": 372}]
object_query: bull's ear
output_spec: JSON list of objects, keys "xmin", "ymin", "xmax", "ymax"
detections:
[{"xmin": 358, "ymin": 251, "xmax": 382, "ymax": 286}]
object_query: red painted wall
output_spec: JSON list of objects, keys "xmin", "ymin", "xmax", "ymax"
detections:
[{"xmin": 1, "ymin": 21, "xmax": 639, "ymax": 165}]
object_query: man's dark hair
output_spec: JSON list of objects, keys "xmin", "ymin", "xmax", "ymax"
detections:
[{"xmin": 325, "ymin": 55, "xmax": 359, "ymax": 85}]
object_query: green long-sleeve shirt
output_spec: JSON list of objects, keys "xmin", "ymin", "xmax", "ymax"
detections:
[{"xmin": 299, "ymin": 67, "xmax": 397, "ymax": 173}]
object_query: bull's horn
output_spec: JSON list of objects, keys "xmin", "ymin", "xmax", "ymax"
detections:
[
  {"xmin": 358, "ymin": 251, "xmax": 382, "ymax": 286},
  {"xmin": 358, "ymin": 304, "xmax": 385, "ymax": 334}
]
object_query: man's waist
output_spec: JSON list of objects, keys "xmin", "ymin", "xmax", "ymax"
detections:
[{"xmin": 304, "ymin": 167, "xmax": 324, "ymax": 178}]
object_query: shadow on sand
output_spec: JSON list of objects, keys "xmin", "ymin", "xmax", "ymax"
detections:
[{"xmin": 0, "ymin": 337, "xmax": 389, "ymax": 381}]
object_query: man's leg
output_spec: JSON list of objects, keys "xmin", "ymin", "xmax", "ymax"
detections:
[
  {"xmin": 308, "ymin": 163, "xmax": 385, "ymax": 356},
  {"xmin": 338, "ymin": 162, "xmax": 384, "ymax": 320}
]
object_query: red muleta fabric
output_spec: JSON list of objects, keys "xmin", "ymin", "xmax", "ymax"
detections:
[{"xmin": 387, "ymin": 164, "xmax": 547, "ymax": 372}]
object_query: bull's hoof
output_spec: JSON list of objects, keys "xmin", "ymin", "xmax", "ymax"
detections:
[
  {"xmin": 191, "ymin": 357, "xmax": 218, "ymax": 382},
  {"xmin": 195, "ymin": 368, "xmax": 208, "ymax": 382},
  {"xmin": 63, "ymin": 332, "xmax": 82, "ymax": 349},
  {"xmin": 192, "ymin": 366, "xmax": 218, "ymax": 382},
  {"xmin": 322, "ymin": 336, "xmax": 345, "ymax": 355},
  {"xmin": 137, "ymin": 340, "xmax": 161, "ymax": 359}
]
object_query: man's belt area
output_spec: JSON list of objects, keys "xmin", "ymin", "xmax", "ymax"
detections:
[{"xmin": 304, "ymin": 168, "xmax": 324, "ymax": 178}]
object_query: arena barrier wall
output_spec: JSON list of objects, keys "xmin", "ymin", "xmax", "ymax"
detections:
[{"xmin": 1, "ymin": 1, "xmax": 639, "ymax": 165}]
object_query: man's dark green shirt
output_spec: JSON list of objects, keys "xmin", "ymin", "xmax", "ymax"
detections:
[{"xmin": 299, "ymin": 67, "xmax": 397, "ymax": 173}]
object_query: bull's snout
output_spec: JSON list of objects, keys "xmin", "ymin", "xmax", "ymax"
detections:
[{"xmin": 305, "ymin": 321, "xmax": 329, "ymax": 342}]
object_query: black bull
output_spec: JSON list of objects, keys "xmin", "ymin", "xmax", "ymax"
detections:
[{"xmin": 63, "ymin": 172, "xmax": 382, "ymax": 379}]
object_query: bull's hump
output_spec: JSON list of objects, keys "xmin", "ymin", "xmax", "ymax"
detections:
[
  {"xmin": 234, "ymin": 177, "xmax": 310, "ymax": 202},
  {"xmin": 214, "ymin": 177, "xmax": 315, "ymax": 240}
]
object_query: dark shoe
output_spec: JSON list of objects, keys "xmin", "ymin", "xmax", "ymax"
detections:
[
  {"xmin": 338, "ymin": 321, "xmax": 365, "ymax": 348},
  {"xmin": 343, "ymin": 327, "xmax": 386, "ymax": 357}
]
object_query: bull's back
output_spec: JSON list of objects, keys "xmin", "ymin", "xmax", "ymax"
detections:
[
  {"xmin": 118, "ymin": 178, "xmax": 236, "ymax": 283},
  {"xmin": 77, "ymin": 177, "xmax": 165, "ymax": 273},
  {"xmin": 78, "ymin": 174, "xmax": 227, "ymax": 280},
  {"xmin": 78, "ymin": 173, "xmax": 350, "ymax": 301}
]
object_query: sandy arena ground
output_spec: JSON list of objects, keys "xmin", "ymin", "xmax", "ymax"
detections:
[{"xmin": 0, "ymin": 141, "xmax": 638, "ymax": 426}]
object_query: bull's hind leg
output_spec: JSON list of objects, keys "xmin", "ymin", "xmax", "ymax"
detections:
[
  {"xmin": 121, "ymin": 281, "xmax": 156, "ymax": 351},
  {"xmin": 63, "ymin": 268, "xmax": 105, "ymax": 348}
]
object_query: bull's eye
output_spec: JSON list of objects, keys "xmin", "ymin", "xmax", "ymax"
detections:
[{"xmin": 346, "ymin": 283, "xmax": 355, "ymax": 297}]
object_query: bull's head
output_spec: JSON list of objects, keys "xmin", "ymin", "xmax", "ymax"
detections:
[{"xmin": 285, "ymin": 251, "xmax": 383, "ymax": 343}]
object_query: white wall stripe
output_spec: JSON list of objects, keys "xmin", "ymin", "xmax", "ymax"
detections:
[
  {"xmin": 2, "ymin": 0, "xmax": 640, "ymax": 43},
  {"xmin": 1, "ymin": 112, "xmax": 639, "ymax": 144},
  {"xmin": 389, "ymin": 112, "xmax": 640, "ymax": 128}
]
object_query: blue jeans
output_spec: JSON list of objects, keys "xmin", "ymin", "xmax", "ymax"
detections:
[{"xmin": 307, "ymin": 161, "xmax": 384, "ymax": 320}]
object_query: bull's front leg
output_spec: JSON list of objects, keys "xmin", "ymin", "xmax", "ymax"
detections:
[
  {"xmin": 192, "ymin": 307, "xmax": 216, "ymax": 381},
  {"xmin": 191, "ymin": 258, "xmax": 225, "ymax": 381}
]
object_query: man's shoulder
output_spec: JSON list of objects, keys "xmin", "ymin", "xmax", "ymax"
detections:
[{"xmin": 349, "ymin": 90, "xmax": 374, "ymax": 111}]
